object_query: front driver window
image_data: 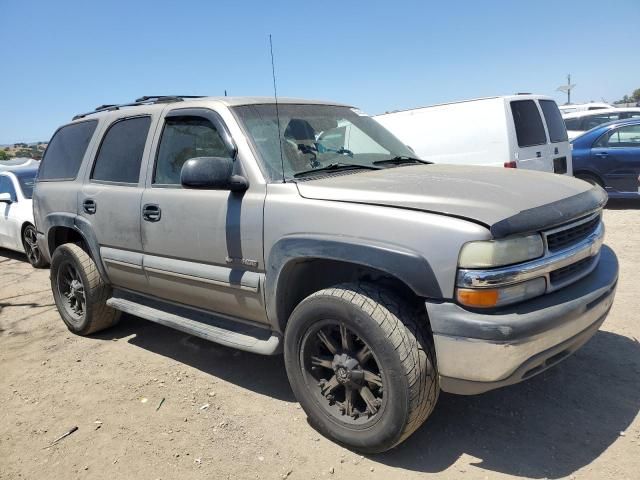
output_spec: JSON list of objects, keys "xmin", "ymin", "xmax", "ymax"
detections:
[
  {"xmin": 154, "ymin": 116, "xmax": 232, "ymax": 185},
  {"xmin": 0, "ymin": 176, "xmax": 17, "ymax": 202}
]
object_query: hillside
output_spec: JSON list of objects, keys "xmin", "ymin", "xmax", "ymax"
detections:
[{"xmin": 0, "ymin": 142, "xmax": 47, "ymax": 160}]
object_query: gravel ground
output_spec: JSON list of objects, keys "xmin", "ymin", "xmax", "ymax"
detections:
[{"xmin": 1, "ymin": 201, "xmax": 639, "ymax": 480}]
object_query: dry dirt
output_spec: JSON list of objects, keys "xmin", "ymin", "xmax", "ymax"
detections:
[{"xmin": 1, "ymin": 202, "xmax": 639, "ymax": 480}]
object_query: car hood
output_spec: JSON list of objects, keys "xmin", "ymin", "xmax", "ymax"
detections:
[{"xmin": 295, "ymin": 165, "xmax": 607, "ymax": 238}]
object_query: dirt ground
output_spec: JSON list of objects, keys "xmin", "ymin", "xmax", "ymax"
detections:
[{"xmin": 1, "ymin": 201, "xmax": 639, "ymax": 480}]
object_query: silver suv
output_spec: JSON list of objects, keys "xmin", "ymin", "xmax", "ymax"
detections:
[{"xmin": 34, "ymin": 95, "xmax": 618, "ymax": 452}]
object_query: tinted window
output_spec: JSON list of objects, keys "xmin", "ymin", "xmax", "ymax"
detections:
[
  {"xmin": 588, "ymin": 106, "xmax": 607, "ymax": 111},
  {"xmin": 583, "ymin": 114, "xmax": 619, "ymax": 131},
  {"xmin": 511, "ymin": 100, "xmax": 547, "ymax": 147},
  {"xmin": 154, "ymin": 116, "xmax": 232, "ymax": 185},
  {"xmin": 14, "ymin": 170, "xmax": 37, "ymax": 199},
  {"xmin": 39, "ymin": 120, "xmax": 98, "ymax": 181},
  {"xmin": 540, "ymin": 100, "xmax": 568, "ymax": 143},
  {"xmin": 0, "ymin": 176, "xmax": 17, "ymax": 201},
  {"xmin": 91, "ymin": 116, "xmax": 151, "ymax": 184},
  {"xmin": 564, "ymin": 118, "xmax": 581, "ymax": 130}
]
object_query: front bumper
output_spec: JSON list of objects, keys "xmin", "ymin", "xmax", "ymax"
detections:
[{"xmin": 427, "ymin": 245, "xmax": 618, "ymax": 395}]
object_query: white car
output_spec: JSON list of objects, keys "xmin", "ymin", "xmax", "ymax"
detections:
[
  {"xmin": 0, "ymin": 157, "xmax": 40, "ymax": 170},
  {"xmin": 558, "ymin": 102, "xmax": 611, "ymax": 114},
  {"xmin": 0, "ymin": 166, "xmax": 47, "ymax": 267},
  {"xmin": 563, "ymin": 108, "xmax": 640, "ymax": 140}
]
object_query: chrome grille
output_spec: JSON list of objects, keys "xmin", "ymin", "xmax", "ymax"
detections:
[{"xmin": 546, "ymin": 214, "xmax": 600, "ymax": 252}]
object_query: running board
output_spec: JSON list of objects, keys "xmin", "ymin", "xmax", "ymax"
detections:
[{"xmin": 106, "ymin": 291, "xmax": 281, "ymax": 355}]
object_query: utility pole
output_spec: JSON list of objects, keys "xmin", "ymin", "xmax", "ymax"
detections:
[{"xmin": 556, "ymin": 74, "xmax": 576, "ymax": 105}]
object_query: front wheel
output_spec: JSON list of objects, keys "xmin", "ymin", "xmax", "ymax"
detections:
[
  {"xmin": 284, "ymin": 283, "xmax": 439, "ymax": 453},
  {"xmin": 22, "ymin": 224, "xmax": 47, "ymax": 268}
]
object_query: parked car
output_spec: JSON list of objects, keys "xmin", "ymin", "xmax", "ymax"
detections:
[
  {"xmin": 374, "ymin": 95, "xmax": 572, "ymax": 174},
  {"xmin": 563, "ymin": 108, "xmax": 640, "ymax": 140},
  {"xmin": 558, "ymin": 102, "xmax": 611, "ymax": 114},
  {"xmin": 571, "ymin": 118, "xmax": 640, "ymax": 198},
  {"xmin": 0, "ymin": 157, "xmax": 40, "ymax": 170},
  {"xmin": 34, "ymin": 95, "xmax": 618, "ymax": 453},
  {"xmin": 0, "ymin": 165, "xmax": 48, "ymax": 267}
]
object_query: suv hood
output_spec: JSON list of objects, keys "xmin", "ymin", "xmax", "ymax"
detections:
[{"xmin": 295, "ymin": 165, "xmax": 607, "ymax": 238}]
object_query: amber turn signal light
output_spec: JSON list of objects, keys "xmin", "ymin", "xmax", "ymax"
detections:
[{"xmin": 456, "ymin": 288, "xmax": 500, "ymax": 308}]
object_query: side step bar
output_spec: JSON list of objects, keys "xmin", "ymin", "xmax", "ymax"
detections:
[{"xmin": 106, "ymin": 291, "xmax": 281, "ymax": 355}]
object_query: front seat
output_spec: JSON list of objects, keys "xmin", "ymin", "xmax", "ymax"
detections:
[{"xmin": 283, "ymin": 119, "xmax": 318, "ymax": 171}]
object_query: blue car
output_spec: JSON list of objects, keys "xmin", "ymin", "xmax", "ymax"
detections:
[{"xmin": 571, "ymin": 118, "xmax": 640, "ymax": 198}]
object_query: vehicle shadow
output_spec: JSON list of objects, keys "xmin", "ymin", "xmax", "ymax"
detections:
[
  {"xmin": 93, "ymin": 314, "xmax": 295, "ymax": 402},
  {"xmin": 96, "ymin": 316, "xmax": 639, "ymax": 478},
  {"xmin": 606, "ymin": 198, "xmax": 639, "ymax": 209},
  {"xmin": 0, "ymin": 247, "xmax": 30, "ymax": 264},
  {"xmin": 375, "ymin": 330, "xmax": 640, "ymax": 478}
]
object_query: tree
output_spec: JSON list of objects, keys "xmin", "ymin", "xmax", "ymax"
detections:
[
  {"xmin": 633, "ymin": 89, "xmax": 640, "ymax": 102},
  {"xmin": 0, "ymin": 149, "xmax": 10, "ymax": 160}
]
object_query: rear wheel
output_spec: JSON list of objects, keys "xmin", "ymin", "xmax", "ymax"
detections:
[
  {"xmin": 22, "ymin": 224, "xmax": 47, "ymax": 268},
  {"xmin": 50, "ymin": 243, "xmax": 120, "ymax": 335},
  {"xmin": 284, "ymin": 283, "xmax": 439, "ymax": 453}
]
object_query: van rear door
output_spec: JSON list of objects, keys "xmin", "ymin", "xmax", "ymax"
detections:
[
  {"xmin": 509, "ymin": 99, "xmax": 552, "ymax": 172},
  {"xmin": 539, "ymin": 99, "xmax": 571, "ymax": 175}
]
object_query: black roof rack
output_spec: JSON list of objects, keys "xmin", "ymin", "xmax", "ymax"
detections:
[{"xmin": 72, "ymin": 95, "xmax": 205, "ymax": 120}]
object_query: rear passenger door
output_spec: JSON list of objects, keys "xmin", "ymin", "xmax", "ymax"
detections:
[
  {"xmin": 79, "ymin": 115, "xmax": 155, "ymax": 293},
  {"xmin": 510, "ymin": 99, "xmax": 550, "ymax": 172}
]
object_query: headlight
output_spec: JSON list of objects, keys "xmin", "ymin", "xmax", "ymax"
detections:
[
  {"xmin": 458, "ymin": 234, "xmax": 544, "ymax": 268},
  {"xmin": 457, "ymin": 277, "xmax": 546, "ymax": 308}
]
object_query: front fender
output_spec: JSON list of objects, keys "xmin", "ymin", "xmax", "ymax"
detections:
[{"xmin": 265, "ymin": 235, "xmax": 443, "ymax": 329}]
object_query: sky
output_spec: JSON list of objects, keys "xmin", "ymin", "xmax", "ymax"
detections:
[{"xmin": 1, "ymin": 0, "xmax": 639, "ymax": 144}]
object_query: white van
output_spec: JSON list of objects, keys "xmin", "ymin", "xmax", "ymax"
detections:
[{"xmin": 374, "ymin": 95, "xmax": 572, "ymax": 174}]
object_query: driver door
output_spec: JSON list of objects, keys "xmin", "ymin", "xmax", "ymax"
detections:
[{"xmin": 140, "ymin": 108, "xmax": 268, "ymax": 324}]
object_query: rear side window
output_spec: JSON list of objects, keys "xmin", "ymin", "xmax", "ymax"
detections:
[
  {"xmin": 564, "ymin": 118, "xmax": 580, "ymax": 130},
  {"xmin": 539, "ymin": 100, "xmax": 568, "ymax": 143},
  {"xmin": 511, "ymin": 100, "xmax": 547, "ymax": 147},
  {"xmin": 39, "ymin": 120, "xmax": 98, "ymax": 181},
  {"xmin": 91, "ymin": 116, "xmax": 151, "ymax": 184}
]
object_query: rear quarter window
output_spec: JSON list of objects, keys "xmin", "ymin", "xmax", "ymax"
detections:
[
  {"xmin": 510, "ymin": 100, "xmax": 547, "ymax": 147},
  {"xmin": 539, "ymin": 100, "xmax": 568, "ymax": 143},
  {"xmin": 38, "ymin": 120, "xmax": 98, "ymax": 181}
]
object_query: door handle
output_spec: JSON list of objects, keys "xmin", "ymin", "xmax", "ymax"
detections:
[
  {"xmin": 83, "ymin": 199, "xmax": 96, "ymax": 214},
  {"xmin": 595, "ymin": 152, "xmax": 608, "ymax": 158},
  {"xmin": 536, "ymin": 151, "xmax": 542, "ymax": 158},
  {"xmin": 142, "ymin": 204, "xmax": 161, "ymax": 222}
]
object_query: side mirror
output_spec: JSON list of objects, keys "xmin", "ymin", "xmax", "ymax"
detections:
[
  {"xmin": 0, "ymin": 192, "xmax": 12, "ymax": 203},
  {"xmin": 180, "ymin": 157, "xmax": 249, "ymax": 192}
]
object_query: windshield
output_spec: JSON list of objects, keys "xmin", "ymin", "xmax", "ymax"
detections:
[
  {"xmin": 233, "ymin": 104, "xmax": 416, "ymax": 181},
  {"xmin": 14, "ymin": 170, "xmax": 37, "ymax": 199}
]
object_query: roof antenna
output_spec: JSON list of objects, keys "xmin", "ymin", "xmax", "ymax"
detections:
[
  {"xmin": 269, "ymin": 34, "xmax": 286, "ymax": 183},
  {"xmin": 224, "ymin": 89, "xmax": 228, "ymax": 97}
]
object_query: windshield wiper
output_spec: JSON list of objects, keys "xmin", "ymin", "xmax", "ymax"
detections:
[
  {"xmin": 293, "ymin": 162, "xmax": 381, "ymax": 178},
  {"xmin": 373, "ymin": 156, "xmax": 432, "ymax": 166}
]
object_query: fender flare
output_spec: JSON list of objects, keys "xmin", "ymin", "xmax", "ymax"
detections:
[
  {"xmin": 265, "ymin": 235, "xmax": 443, "ymax": 330},
  {"xmin": 44, "ymin": 213, "xmax": 110, "ymax": 283}
]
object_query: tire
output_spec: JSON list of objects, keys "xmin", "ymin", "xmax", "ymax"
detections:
[
  {"xmin": 22, "ymin": 224, "xmax": 48, "ymax": 268},
  {"xmin": 576, "ymin": 173, "xmax": 603, "ymax": 188},
  {"xmin": 284, "ymin": 283, "xmax": 439, "ymax": 453},
  {"xmin": 50, "ymin": 243, "xmax": 120, "ymax": 335}
]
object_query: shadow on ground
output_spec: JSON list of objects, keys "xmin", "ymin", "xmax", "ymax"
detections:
[
  {"xmin": 94, "ymin": 314, "xmax": 295, "ymax": 402},
  {"xmin": 606, "ymin": 198, "xmax": 639, "ymax": 209},
  {"xmin": 96, "ymin": 315, "xmax": 639, "ymax": 479}
]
